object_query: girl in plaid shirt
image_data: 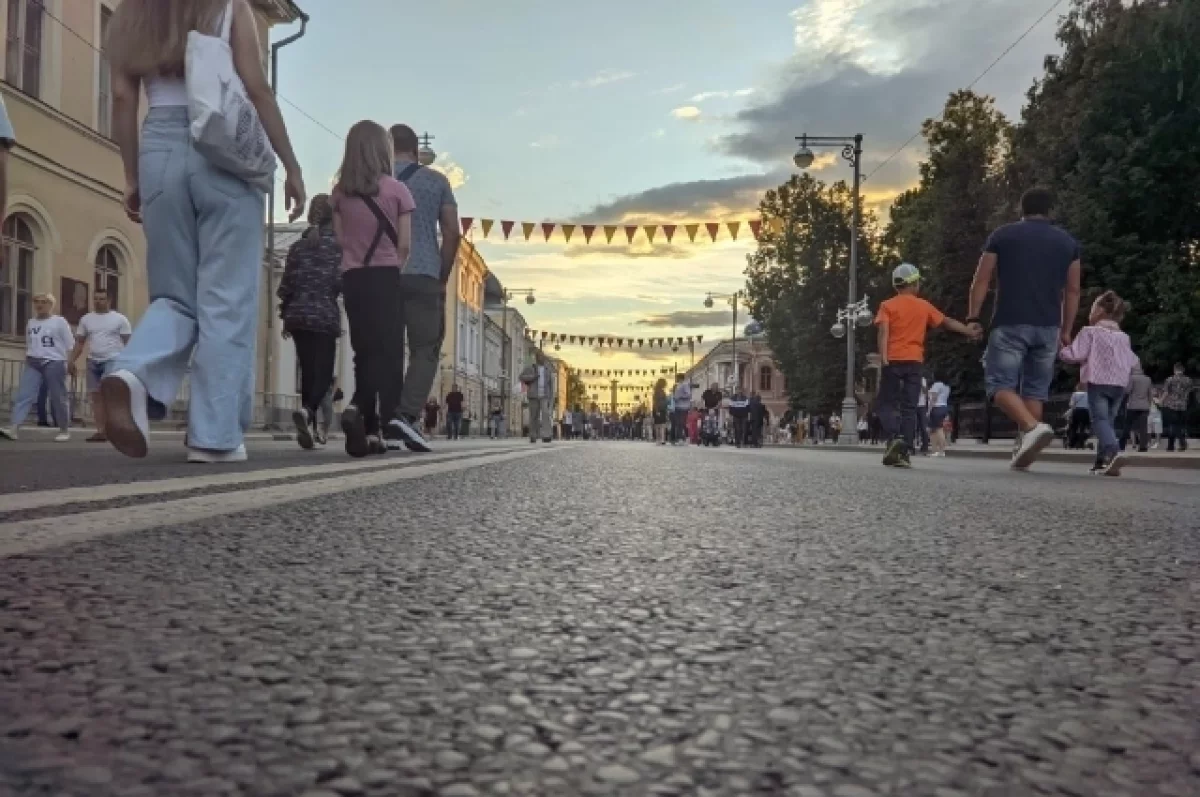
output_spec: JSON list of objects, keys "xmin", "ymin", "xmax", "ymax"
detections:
[{"xmin": 1059, "ymin": 291, "xmax": 1139, "ymax": 475}]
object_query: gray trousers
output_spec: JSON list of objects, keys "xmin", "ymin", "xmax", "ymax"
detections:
[
  {"xmin": 529, "ymin": 398, "xmax": 553, "ymax": 441},
  {"xmin": 397, "ymin": 275, "xmax": 445, "ymax": 421}
]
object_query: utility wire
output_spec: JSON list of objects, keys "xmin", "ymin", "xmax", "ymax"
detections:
[{"xmin": 863, "ymin": 0, "xmax": 1066, "ymax": 183}]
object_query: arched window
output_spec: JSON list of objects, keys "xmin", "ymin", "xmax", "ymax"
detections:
[
  {"xmin": 94, "ymin": 244, "xmax": 122, "ymax": 310},
  {"xmin": 759, "ymin": 364, "xmax": 773, "ymax": 392},
  {"xmin": 1, "ymin": 215, "xmax": 36, "ymax": 336}
]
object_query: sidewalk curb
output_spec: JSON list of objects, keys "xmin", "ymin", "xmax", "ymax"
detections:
[{"xmin": 777, "ymin": 443, "xmax": 1200, "ymax": 470}]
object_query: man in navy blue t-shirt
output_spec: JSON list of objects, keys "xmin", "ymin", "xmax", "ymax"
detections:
[{"xmin": 967, "ymin": 187, "xmax": 1082, "ymax": 470}]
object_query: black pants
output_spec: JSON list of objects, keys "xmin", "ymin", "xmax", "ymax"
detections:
[
  {"xmin": 916, "ymin": 406, "xmax": 930, "ymax": 452},
  {"xmin": 1068, "ymin": 409, "xmax": 1090, "ymax": 449},
  {"xmin": 732, "ymin": 416, "xmax": 747, "ymax": 447},
  {"xmin": 1121, "ymin": 409, "xmax": 1149, "ymax": 451},
  {"xmin": 878, "ymin": 362, "xmax": 922, "ymax": 448},
  {"xmin": 291, "ymin": 329, "xmax": 337, "ymax": 416},
  {"xmin": 343, "ymin": 267, "xmax": 404, "ymax": 436},
  {"xmin": 1163, "ymin": 408, "xmax": 1188, "ymax": 451}
]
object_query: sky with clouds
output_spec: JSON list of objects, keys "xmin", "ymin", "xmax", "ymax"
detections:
[{"xmin": 274, "ymin": 0, "xmax": 1064, "ymax": 382}]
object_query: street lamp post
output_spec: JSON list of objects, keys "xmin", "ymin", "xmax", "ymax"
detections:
[
  {"xmin": 502, "ymin": 289, "xmax": 536, "ymax": 438},
  {"xmin": 793, "ymin": 133, "xmax": 866, "ymax": 444},
  {"xmin": 705, "ymin": 291, "xmax": 742, "ymax": 394}
]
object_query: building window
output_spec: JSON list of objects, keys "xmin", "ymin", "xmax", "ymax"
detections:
[
  {"xmin": 759, "ymin": 365, "xmax": 773, "ymax": 392},
  {"xmin": 1, "ymin": 214, "xmax": 35, "ymax": 336},
  {"xmin": 94, "ymin": 244, "xmax": 121, "ymax": 310},
  {"xmin": 5, "ymin": 0, "xmax": 44, "ymax": 98},
  {"xmin": 97, "ymin": 5, "xmax": 113, "ymax": 136}
]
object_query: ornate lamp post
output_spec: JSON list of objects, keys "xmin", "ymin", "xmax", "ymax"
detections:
[
  {"xmin": 793, "ymin": 133, "xmax": 867, "ymax": 443},
  {"xmin": 417, "ymin": 132, "xmax": 437, "ymax": 166},
  {"xmin": 704, "ymin": 291, "xmax": 742, "ymax": 393}
]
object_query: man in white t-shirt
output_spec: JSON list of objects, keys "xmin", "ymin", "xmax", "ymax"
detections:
[
  {"xmin": 927, "ymin": 377, "xmax": 952, "ymax": 456},
  {"xmin": 1, "ymin": 293, "xmax": 75, "ymax": 442},
  {"xmin": 69, "ymin": 289, "xmax": 132, "ymax": 442}
]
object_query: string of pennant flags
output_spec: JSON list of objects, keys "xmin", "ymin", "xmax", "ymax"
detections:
[
  {"xmin": 462, "ymin": 217, "xmax": 786, "ymax": 245},
  {"xmin": 576, "ymin": 368, "xmax": 677, "ymax": 377},
  {"xmin": 528, "ymin": 331, "xmax": 703, "ymax": 350}
]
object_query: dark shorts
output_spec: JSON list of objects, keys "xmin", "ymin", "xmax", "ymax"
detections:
[
  {"xmin": 928, "ymin": 406, "xmax": 949, "ymax": 431},
  {"xmin": 86, "ymin": 358, "xmax": 114, "ymax": 392},
  {"xmin": 653, "ymin": 411, "xmax": 668, "ymax": 425}
]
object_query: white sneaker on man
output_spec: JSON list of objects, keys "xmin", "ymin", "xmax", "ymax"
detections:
[
  {"xmin": 54, "ymin": 432, "xmax": 70, "ymax": 442},
  {"xmin": 1011, "ymin": 423, "xmax": 1055, "ymax": 470},
  {"xmin": 0, "ymin": 427, "xmax": 18, "ymax": 441},
  {"xmin": 187, "ymin": 444, "xmax": 248, "ymax": 464},
  {"xmin": 100, "ymin": 370, "xmax": 150, "ymax": 458},
  {"xmin": 386, "ymin": 416, "xmax": 432, "ymax": 453}
]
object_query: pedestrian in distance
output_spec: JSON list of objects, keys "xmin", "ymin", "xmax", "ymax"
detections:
[
  {"xmin": 423, "ymin": 397, "xmax": 440, "ymax": 437},
  {"xmin": 1, "ymin": 293, "xmax": 74, "ymax": 442},
  {"xmin": 652, "ymin": 379, "xmax": 669, "ymax": 445},
  {"xmin": 927, "ymin": 375, "xmax": 951, "ymax": 457},
  {"xmin": 968, "ymin": 187, "xmax": 1082, "ymax": 470},
  {"xmin": 1121, "ymin": 363, "xmax": 1153, "ymax": 453},
  {"xmin": 519, "ymin": 350, "xmax": 556, "ymax": 443},
  {"xmin": 68, "ymin": 289, "xmax": 131, "ymax": 443},
  {"xmin": 1148, "ymin": 389, "xmax": 1164, "ymax": 449},
  {"xmin": 671, "ymin": 373, "xmax": 692, "ymax": 445},
  {"xmin": 279, "ymin": 193, "xmax": 342, "ymax": 451},
  {"xmin": 332, "ymin": 120, "xmax": 415, "ymax": 458},
  {"xmin": 387, "ymin": 124, "xmax": 461, "ymax": 454},
  {"xmin": 1161, "ymin": 363, "xmax": 1193, "ymax": 452},
  {"xmin": 444, "ymin": 386, "xmax": 464, "ymax": 439},
  {"xmin": 1058, "ymin": 290, "xmax": 1139, "ymax": 476},
  {"xmin": 875, "ymin": 263, "xmax": 979, "ymax": 468},
  {"xmin": 1066, "ymin": 384, "xmax": 1091, "ymax": 450},
  {"xmin": 101, "ymin": 0, "xmax": 306, "ymax": 463}
]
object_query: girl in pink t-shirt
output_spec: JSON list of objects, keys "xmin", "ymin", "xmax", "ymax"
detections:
[{"xmin": 332, "ymin": 120, "xmax": 415, "ymax": 458}]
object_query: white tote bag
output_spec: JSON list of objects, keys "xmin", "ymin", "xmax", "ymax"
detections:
[{"xmin": 185, "ymin": 1, "xmax": 276, "ymax": 192}]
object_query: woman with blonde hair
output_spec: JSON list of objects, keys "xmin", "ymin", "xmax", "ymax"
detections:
[
  {"xmin": 278, "ymin": 194, "xmax": 341, "ymax": 450},
  {"xmin": 332, "ymin": 121, "xmax": 414, "ymax": 458},
  {"xmin": 99, "ymin": 0, "xmax": 306, "ymax": 463},
  {"xmin": 0, "ymin": 294, "xmax": 74, "ymax": 442}
]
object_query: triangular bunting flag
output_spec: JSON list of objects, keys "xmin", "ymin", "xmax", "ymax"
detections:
[
  {"xmin": 582, "ymin": 224, "xmax": 596, "ymax": 244},
  {"xmin": 727, "ymin": 221, "xmax": 741, "ymax": 240},
  {"xmin": 749, "ymin": 220, "xmax": 762, "ymax": 240},
  {"xmin": 561, "ymin": 224, "xmax": 575, "ymax": 243},
  {"xmin": 624, "ymin": 225, "xmax": 638, "ymax": 244},
  {"xmin": 706, "ymin": 223, "xmax": 720, "ymax": 242},
  {"xmin": 643, "ymin": 225, "xmax": 657, "ymax": 243},
  {"xmin": 663, "ymin": 224, "xmax": 676, "ymax": 243},
  {"xmin": 604, "ymin": 225, "xmax": 618, "ymax": 244},
  {"xmin": 541, "ymin": 222, "xmax": 556, "ymax": 242},
  {"xmin": 769, "ymin": 217, "xmax": 784, "ymax": 234},
  {"xmin": 540, "ymin": 330, "xmax": 548, "ymax": 339},
  {"xmin": 480, "ymin": 219, "xmax": 494, "ymax": 239},
  {"xmin": 502, "ymin": 220, "xmax": 515, "ymax": 240},
  {"xmin": 697, "ymin": 335, "xmax": 703, "ymax": 344},
  {"xmin": 686, "ymin": 224, "xmax": 700, "ymax": 243},
  {"xmin": 637, "ymin": 339, "xmax": 644, "ymax": 347},
  {"xmin": 522, "ymin": 222, "xmax": 536, "ymax": 241},
  {"xmin": 461, "ymin": 217, "xmax": 474, "ymax": 236}
]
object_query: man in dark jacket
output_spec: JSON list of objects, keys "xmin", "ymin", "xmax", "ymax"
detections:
[
  {"xmin": 728, "ymin": 390, "xmax": 750, "ymax": 448},
  {"xmin": 748, "ymin": 393, "xmax": 765, "ymax": 447}
]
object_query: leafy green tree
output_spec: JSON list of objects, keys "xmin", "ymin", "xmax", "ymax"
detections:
[
  {"xmin": 883, "ymin": 90, "xmax": 1011, "ymax": 400},
  {"xmin": 745, "ymin": 174, "xmax": 885, "ymax": 412},
  {"xmin": 565, "ymin": 370, "xmax": 588, "ymax": 411},
  {"xmin": 1009, "ymin": 0, "xmax": 1200, "ymax": 379}
]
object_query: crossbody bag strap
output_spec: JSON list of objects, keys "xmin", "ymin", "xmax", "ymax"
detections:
[
  {"xmin": 360, "ymin": 195, "xmax": 399, "ymax": 267},
  {"xmin": 396, "ymin": 163, "xmax": 420, "ymax": 183}
]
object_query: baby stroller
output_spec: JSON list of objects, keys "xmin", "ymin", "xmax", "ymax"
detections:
[{"xmin": 701, "ymin": 410, "xmax": 722, "ymax": 447}]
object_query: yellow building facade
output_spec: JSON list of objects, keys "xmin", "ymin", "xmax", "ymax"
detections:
[{"xmin": 1, "ymin": 0, "xmax": 304, "ymax": 398}]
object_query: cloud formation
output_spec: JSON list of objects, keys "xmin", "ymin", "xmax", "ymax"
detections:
[
  {"xmin": 636, "ymin": 310, "xmax": 733, "ymax": 329},
  {"xmin": 690, "ymin": 88, "xmax": 757, "ymax": 103},
  {"xmin": 430, "ymin": 153, "xmax": 467, "ymax": 189},
  {"xmin": 671, "ymin": 106, "xmax": 702, "ymax": 121},
  {"xmin": 572, "ymin": 69, "xmax": 636, "ymax": 89},
  {"xmin": 581, "ymin": 171, "xmax": 787, "ymax": 222}
]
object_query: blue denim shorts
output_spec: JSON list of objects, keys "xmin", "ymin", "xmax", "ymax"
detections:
[
  {"xmin": 984, "ymin": 324, "xmax": 1059, "ymax": 401},
  {"xmin": 86, "ymin": 358, "xmax": 114, "ymax": 392}
]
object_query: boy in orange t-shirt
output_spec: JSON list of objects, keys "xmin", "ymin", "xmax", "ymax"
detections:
[{"xmin": 874, "ymin": 263, "xmax": 979, "ymax": 467}]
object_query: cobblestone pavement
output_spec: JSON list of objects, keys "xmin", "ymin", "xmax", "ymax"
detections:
[{"xmin": 1, "ymin": 442, "xmax": 1198, "ymax": 797}]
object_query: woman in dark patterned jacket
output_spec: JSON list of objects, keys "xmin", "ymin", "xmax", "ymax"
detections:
[{"xmin": 279, "ymin": 194, "xmax": 342, "ymax": 450}]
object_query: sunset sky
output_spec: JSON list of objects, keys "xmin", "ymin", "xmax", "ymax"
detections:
[{"xmin": 273, "ymin": 0, "xmax": 1063, "ymax": 381}]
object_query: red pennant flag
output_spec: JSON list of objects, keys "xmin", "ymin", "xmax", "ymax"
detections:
[
  {"xmin": 749, "ymin": 220, "xmax": 763, "ymax": 240},
  {"xmin": 706, "ymin": 223, "xmax": 720, "ymax": 242},
  {"xmin": 582, "ymin": 224, "xmax": 596, "ymax": 244},
  {"xmin": 501, "ymin": 220, "xmax": 515, "ymax": 240},
  {"xmin": 541, "ymin": 222, "xmax": 556, "ymax": 242},
  {"xmin": 663, "ymin": 224, "xmax": 677, "ymax": 243},
  {"xmin": 540, "ymin": 331, "xmax": 548, "ymax": 339},
  {"xmin": 624, "ymin": 225, "xmax": 638, "ymax": 244},
  {"xmin": 697, "ymin": 335, "xmax": 704, "ymax": 344}
]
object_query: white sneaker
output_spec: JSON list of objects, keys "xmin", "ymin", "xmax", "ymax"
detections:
[
  {"xmin": 0, "ymin": 427, "xmax": 18, "ymax": 441},
  {"xmin": 386, "ymin": 416, "xmax": 432, "ymax": 453},
  {"xmin": 1011, "ymin": 423, "xmax": 1055, "ymax": 470},
  {"xmin": 54, "ymin": 432, "xmax": 70, "ymax": 443},
  {"xmin": 187, "ymin": 444, "xmax": 248, "ymax": 464},
  {"xmin": 100, "ymin": 370, "xmax": 150, "ymax": 458}
]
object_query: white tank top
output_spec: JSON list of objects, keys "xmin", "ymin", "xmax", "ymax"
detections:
[{"xmin": 146, "ymin": 77, "xmax": 188, "ymax": 108}]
